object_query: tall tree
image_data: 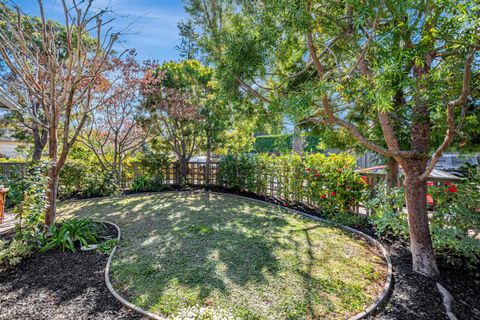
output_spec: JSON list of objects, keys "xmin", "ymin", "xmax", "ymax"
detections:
[
  {"xmin": 141, "ymin": 60, "xmax": 208, "ymax": 184},
  {"xmin": 176, "ymin": 20, "xmax": 199, "ymax": 60},
  {"xmin": 0, "ymin": 0, "xmax": 118, "ymax": 226},
  {"xmin": 79, "ymin": 51, "xmax": 147, "ymax": 186},
  {"xmin": 186, "ymin": 0, "xmax": 479, "ymax": 276}
]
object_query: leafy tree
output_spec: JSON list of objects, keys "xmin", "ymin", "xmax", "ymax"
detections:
[
  {"xmin": 141, "ymin": 60, "xmax": 209, "ymax": 184},
  {"xmin": 0, "ymin": 1, "xmax": 119, "ymax": 226},
  {"xmin": 176, "ymin": 20, "xmax": 199, "ymax": 60},
  {"xmin": 186, "ymin": 0, "xmax": 479, "ymax": 276},
  {"xmin": 79, "ymin": 51, "xmax": 148, "ymax": 186}
]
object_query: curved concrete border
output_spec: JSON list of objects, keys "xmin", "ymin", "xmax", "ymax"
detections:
[
  {"xmin": 99, "ymin": 220, "xmax": 167, "ymax": 320},
  {"xmin": 100, "ymin": 191, "xmax": 393, "ymax": 320}
]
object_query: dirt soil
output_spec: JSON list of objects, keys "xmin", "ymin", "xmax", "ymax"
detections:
[{"xmin": 0, "ymin": 225, "xmax": 143, "ymax": 320}]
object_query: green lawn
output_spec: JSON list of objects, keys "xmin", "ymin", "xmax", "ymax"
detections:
[{"xmin": 61, "ymin": 192, "xmax": 387, "ymax": 319}]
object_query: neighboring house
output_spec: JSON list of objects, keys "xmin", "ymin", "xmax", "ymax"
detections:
[
  {"xmin": 0, "ymin": 92, "xmax": 23, "ymax": 159},
  {"xmin": 0, "ymin": 137, "xmax": 21, "ymax": 159}
]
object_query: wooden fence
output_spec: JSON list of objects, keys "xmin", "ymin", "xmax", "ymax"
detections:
[
  {"xmin": 123, "ymin": 161, "xmax": 221, "ymax": 188},
  {"xmin": 1, "ymin": 160, "xmax": 465, "ymax": 215}
]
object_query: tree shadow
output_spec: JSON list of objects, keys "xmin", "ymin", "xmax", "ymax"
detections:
[
  {"xmin": 59, "ymin": 191, "xmax": 384, "ymax": 318},
  {"xmin": 78, "ymin": 192, "xmax": 289, "ymax": 314}
]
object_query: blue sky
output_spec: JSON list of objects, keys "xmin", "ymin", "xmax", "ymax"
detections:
[{"xmin": 19, "ymin": 0, "xmax": 188, "ymax": 62}]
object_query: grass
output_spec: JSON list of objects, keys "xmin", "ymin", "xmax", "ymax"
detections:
[{"xmin": 61, "ymin": 191, "xmax": 387, "ymax": 319}]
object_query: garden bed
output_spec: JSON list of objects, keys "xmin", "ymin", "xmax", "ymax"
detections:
[{"xmin": 0, "ymin": 225, "xmax": 142, "ymax": 320}]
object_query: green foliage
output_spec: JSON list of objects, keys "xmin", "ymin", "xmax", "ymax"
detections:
[
  {"xmin": 40, "ymin": 218, "xmax": 101, "ymax": 253},
  {"xmin": 59, "ymin": 160, "xmax": 120, "ymax": 199},
  {"xmin": 81, "ymin": 172, "xmax": 120, "ymax": 199},
  {"xmin": 0, "ymin": 162, "xmax": 27, "ymax": 208},
  {"xmin": 253, "ymin": 134, "xmax": 321, "ymax": 154},
  {"xmin": 137, "ymin": 147, "xmax": 169, "ymax": 176},
  {"xmin": 428, "ymin": 165, "xmax": 480, "ymax": 265},
  {"xmin": 364, "ymin": 184, "xmax": 409, "ymax": 239},
  {"xmin": 304, "ymin": 153, "xmax": 367, "ymax": 215},
  {"xmin": 218, "ymin": 154, "xmax": 257, "ymax": 191},
  {"xmin": 218, "ymin": 152, "xmax": 367, "ymax": 215},
  {"xmin": 366, "ymin": 169, "xmax": 480, "ymax": 265},
  {"xmin": 97, "ymin": 238, "xmax": 119, "ymax": 254},
  {"xmin": 0, "ymin": 238, "xmax": 33, "ymax": 267},
  {"xmin": 130, "ymin": 174, "xmax": 165, "ymax": 193},
  {"xmin": 59, "ymin": 159, "xmax": 92, "ymax": 198},
  {"xmin": 12, "ymin": 161, "xmax": 49, "ymax": 240}
]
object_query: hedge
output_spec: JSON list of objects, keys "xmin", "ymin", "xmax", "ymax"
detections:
[{"xmin": 253, "ymin": 134, "xmax": 321, "ymax": 154}]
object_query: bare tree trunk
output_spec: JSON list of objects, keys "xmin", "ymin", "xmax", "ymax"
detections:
[
  {"xmin": 386, "ymin": 157, "xmax": 399, "ymax": 188},
  {"xmin": 45, "ymin": 124, "xmax": 58, "ymax": 227},
  {"xmin": 206, "ymin": 135, "xmax": 211, "ymax": 188},
  {"xmin": 117, "ymin": 160, "xmax": 123, "ymax": 188},
  {"xmin": 402, "ymin": 159, "xmax": 440, "ymax": 277},
  {"xmin": 32, "ymin": 124, "xmax": 48, "ymax": 162},
  {"xmin": 179, "ymin": 157, "xmax": 188, "ymax": 185},
  {"xmin": 292, "ymin": 123, "xmax": 304, "ymax": 155}
]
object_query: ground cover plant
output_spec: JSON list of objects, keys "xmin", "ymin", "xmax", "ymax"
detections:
[{"xmin": 61, "ymin": 192, "xmax": 387, "ymax": 320}]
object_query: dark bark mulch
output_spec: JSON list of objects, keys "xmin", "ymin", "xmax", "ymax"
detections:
[{"xmin": 0, "ymin": 225, "xmax": 143, "ymax": 320}]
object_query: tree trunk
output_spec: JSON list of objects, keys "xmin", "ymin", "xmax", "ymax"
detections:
[
  {"xmin": 292, "ymin": 123, "xmax": 304, "ymax": 155},
  {"xmin": 117, "ymin": 160, "xmax": 123, "ymax": 188},
  {"xmin": 45, "ymin": 124, "xmax": 58, "ymax": 227},
  {"xmin": 386, "ymin": 157, "xmax": 399, "ymax": 188},
  {"xmin": 31, "ymin": 125, "xmax": 48, "ymax": 162},
  {"xmin": 179, "ymin": 157, "xmax": 188, "ymax": 185},
  {"xmin": 402, "ymin": 159, "xmax": 439, "ymax": 277},
  {"xmin": 206, "ymin": 135, "xmax": 212, "ymax": 188}
]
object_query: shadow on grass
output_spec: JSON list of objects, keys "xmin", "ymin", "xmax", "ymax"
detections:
[
  {"xmin": 60, "ymin": 192, "xmax": 383, "ymax": 318},
  {"xmin": 62, "ymin": 193, "xmax": 289, "ymax": 309}
]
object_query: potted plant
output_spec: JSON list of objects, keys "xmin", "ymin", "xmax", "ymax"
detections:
[{"xmin": 0, "ymin": 185, "xmax": 8, "ymax": 224}]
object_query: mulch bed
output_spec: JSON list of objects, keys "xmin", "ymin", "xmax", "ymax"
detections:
[
  {"xmin": 0, "ymin": 224, "xmax": 143, "ymax": 320},
  {"xmin": 0, "ymin": 189, "xmax": 478, "ymax": 320}
]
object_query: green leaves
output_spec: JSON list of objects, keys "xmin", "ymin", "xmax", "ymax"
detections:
[{"xmin": 40, "ymin": 218, "xmax": 102, "ymax": 253}]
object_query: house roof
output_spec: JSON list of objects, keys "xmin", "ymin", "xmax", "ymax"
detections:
[{"xmin": 0, "ymin": 87, "xmax": 20, "ymax": 110}]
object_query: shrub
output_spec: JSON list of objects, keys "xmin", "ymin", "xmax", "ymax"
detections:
[
  {"xmin": 59, "ymin": 159, "xmax": 93, "ymax": 198},
  {"xmin": 428, "ymin": 164, "xmax": 480, "ymax": 265},
  {"xmin": 364, "ymin": 184, "xmax": 409, "ymax": 238},
  {"xmin": 218, "ymin": 152, "xmax": 367, "ymax": 215},
  {"xmin": 59, "ymin": 160, "xmax": 120, "ymax": 199},
  {"xmin": 130, "ymin": 174, "xmax": 165, "ymax": 192},
  {"xmin": 268, "ymin": 153, "xmax": 304, "ymax": 201},
  {"xmin": 366, "ymin": 169, "xmax": 480, "ymax": 266},
  {"xmin": 12, "ymin": 161, "xmax": 49, "ymax": 240},
  {"xmin": 40, "ymin": 218, "xmax": 102, "ymax": 252},
  {"xmin": 0, "ymin": 239, "xmax": 34, "ymax": 267},
  {"xmin": 81, "ymin": 172, "xmax": 120, "ymax": 198},
  {"xmin": 0, "ymin": 162, "xmax": 27, "ymax": 208},
  {"xmin": 137, "ymin": 148, "xmax": 169, "ymax": 176},
  {"xmin": 218, "ymin": 154, "xmax": 256, "ymax": 191},
  {"xmin": 304, "ymin": 153, "xmax": 367, "ymax": 215}
]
